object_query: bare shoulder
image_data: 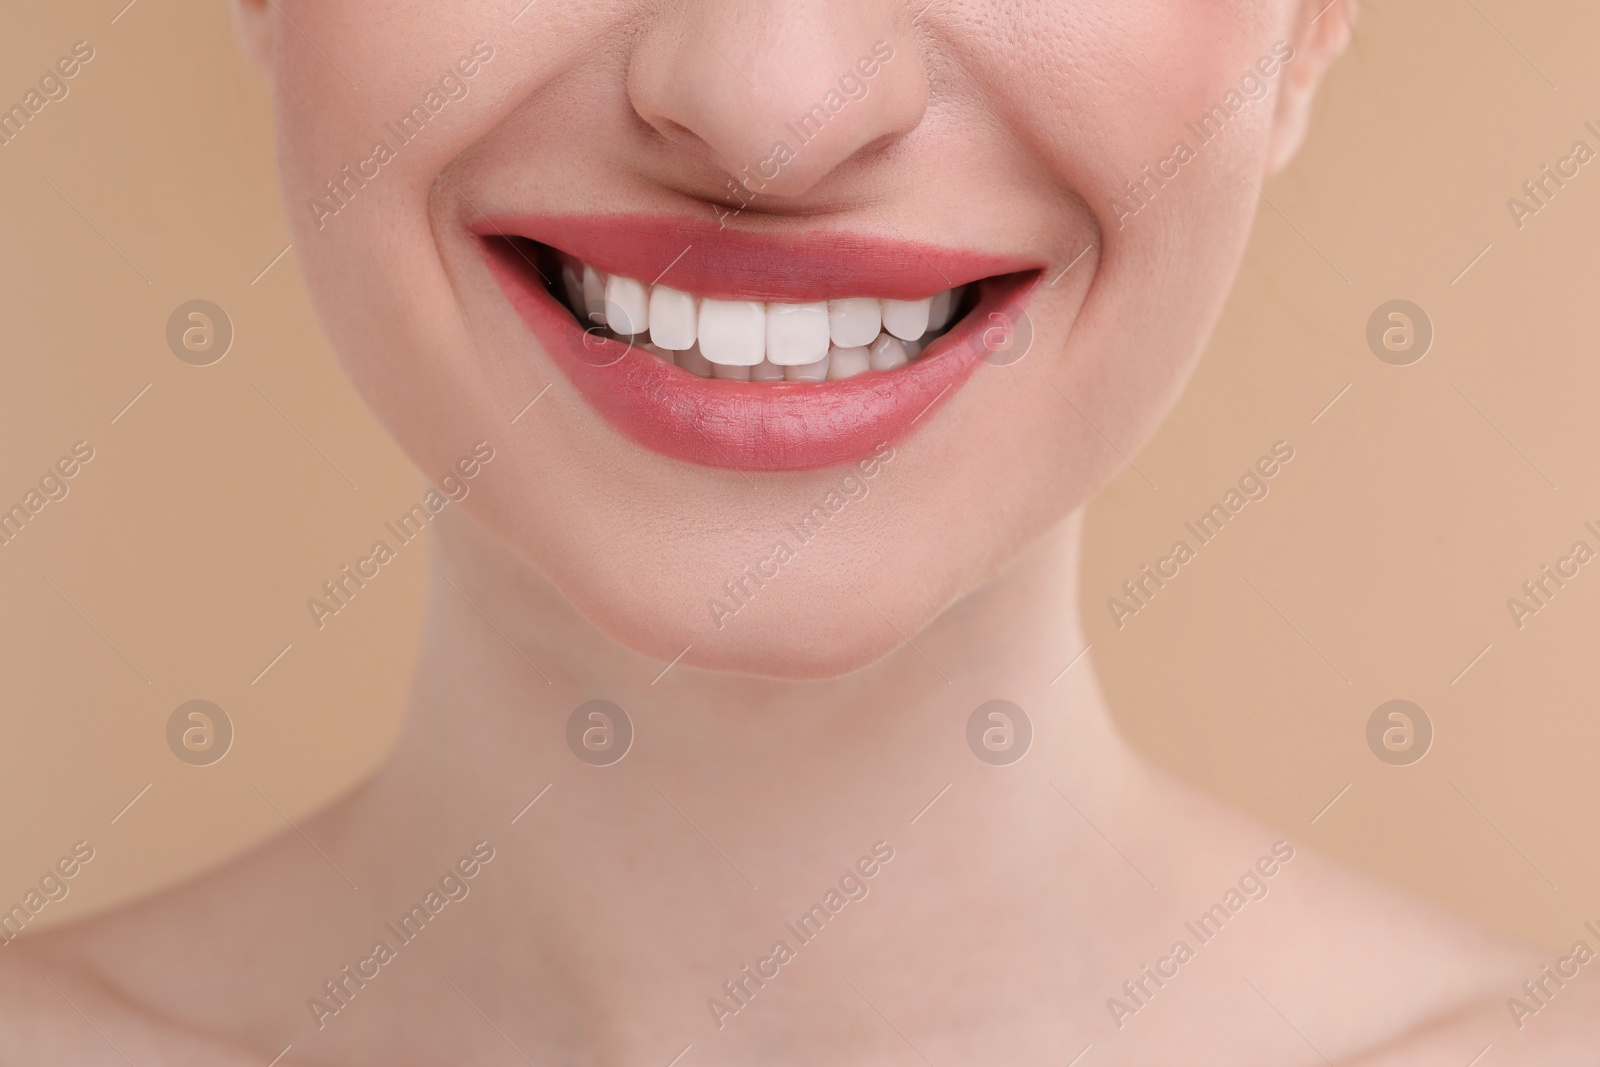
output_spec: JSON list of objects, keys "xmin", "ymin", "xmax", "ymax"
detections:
[
  {"xmin": 0, "ymin": 946, "xmax": 310, "ymax": 1066},
  {"xmin": 1275, "ymin": 843, "xmax": 1600, "ymax": 1065},
  {"xmin": 1141, "ymin": 771, "xmax": 1597, "ymax": 1064},
  {"xmin": 1340, "ymin": 978, "xmax": 1600, "ymax": 1066},
  {"xmin": 0, "ymin": 820, "xmax": 339, "ymax": 1066}
]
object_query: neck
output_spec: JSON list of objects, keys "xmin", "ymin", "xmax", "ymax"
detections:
[{"xmin": 343, "ymin": 503, "xmax": 1148, "ymax": 1053}]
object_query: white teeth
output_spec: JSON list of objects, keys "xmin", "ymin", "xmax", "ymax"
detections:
[
  {"xmin": 697, "ymin": 299, "xmax": 766, "ymax": 366},
  {"xmin": 605, "ymin": 274, "xmax": 650, "ymax": 335},
  {"xmin": 676, "ymin": 344, "xmax": 714, "ymax": 378},
  {"xmin": 880, "ymin": 297, "xmax": 931, "ymax": 341},
  {"xmin": 557, "ymin": 256, "xmax": 968, "ymax": 382},
  {"xmin": 648, "ymin": 285, "xmax": 697, "ymax": 350},
  {"xmin": 828, "ymin": 298, "xmax": 882, "ymax": 348},
  {"xmin": 868, "ymin": 334, "xmax": 909, "ymax": 371},
  {"xmin": 581, "ymin": 264, "xmax": 607, "ymax": 325},
  {"xmin": 826, "ymin": 344, "xmax": 871, "ymax": 380},
  {"xmin": 785, "ymin": 352, "xmax": 830, "ymax": 382},
  {"xmin": 561, "ymin": 265, "xmax": 586, "ymax": 322},
  {"xmin": 765, "ymin": 301, "xmax": 831, "ymax": 366}
]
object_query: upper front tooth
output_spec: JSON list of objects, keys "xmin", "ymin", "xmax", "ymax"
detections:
[
  {"xmin": 564, "ymin": 258, "xmax": 948, "ymax": 376},
  {"xmin": 881, "ymin": 297, "xmax": 931, "ymax": 341},
  {"xmin": 765, "ymin": 302, "xmax": 831, "ymax": 366},
  {"xmin": 648, "ymin": 285, "xmax": 697, "ymax": 350},
  {"xmin": 582, "ymin": 264, "xmax": 607, "ymax": 325},
  {"xmin": 828, "ymin": 298, "xmax": 881, "ymax": 348},
  {"xmin": 697, "ymin": 299, "xmax": 766, "ymax": 365},
  {"xmin": 605, "ymin": 275, "xmax": 649, "ymax": 335}
]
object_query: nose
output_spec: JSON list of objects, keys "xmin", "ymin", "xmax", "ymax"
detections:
[{"xmin": 627, "ymin": 1, "xmax": 927, "ymax": 200}]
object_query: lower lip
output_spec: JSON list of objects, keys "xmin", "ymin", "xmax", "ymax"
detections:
[{"xmin": 482, "ymin": 241, "xmax": 1039, "ymax": 472}]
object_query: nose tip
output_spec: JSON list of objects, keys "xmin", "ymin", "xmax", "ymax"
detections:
[{"xmin": 627, "ymin": 4, "xmax": 927, "ymax": 200}]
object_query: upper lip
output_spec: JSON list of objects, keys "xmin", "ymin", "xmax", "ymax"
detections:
[
  {"xmin": 476, "ymin": 211, "xmax": 1046, "ymax": 472},
  {"xmin": 470, "ymin": 213, "xmax": 1039, "ymax": 301}
]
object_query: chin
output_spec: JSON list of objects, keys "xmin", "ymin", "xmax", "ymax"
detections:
[
  {"xmin": 523, "ymin": 536, "xmax": 939, "ymax": 681},
  {"xmin": 634, "ymin": 605, "xmax": 907, "ymax": 681}
]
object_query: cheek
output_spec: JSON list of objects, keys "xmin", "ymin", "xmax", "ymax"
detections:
[
  {"xmin": 271, "ymin": 4, "xmax": 525, "ymax": 479},
  {"xmin": 947, "ymin": 2, "xmax": 1289, "ymax": 434}
]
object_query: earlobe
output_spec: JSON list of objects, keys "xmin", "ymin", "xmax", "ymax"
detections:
[
  {"xmin": 1265, "ymin": 0, "xmax": 1358, "ymax": 174},
  {"xmin": 230, "ymin": 0, "xmax": 275, "ymax": 76}
]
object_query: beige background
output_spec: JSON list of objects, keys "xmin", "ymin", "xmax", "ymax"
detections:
[{"xmin": 3, "ymin": 0, "xmax": 1598, "ymax": 949}]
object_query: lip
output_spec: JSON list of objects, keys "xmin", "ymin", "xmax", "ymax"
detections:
[
  {"xmin": 477, "ymin": 215, "xmax": 1042, "ymax": 472},
  {"xmin": 475, "ymin": 213, "xmax": 1036, "ymax": 302}
]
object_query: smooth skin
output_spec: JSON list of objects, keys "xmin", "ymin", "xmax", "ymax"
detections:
[{"xmin": 6, "ymin": 0, "xmax": 1598, "ymax": 1063}]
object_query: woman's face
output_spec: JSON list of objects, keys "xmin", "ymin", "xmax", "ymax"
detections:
[{"xmin": 238, "ymin": 0, "xmax": 1341, "ymax": 678}]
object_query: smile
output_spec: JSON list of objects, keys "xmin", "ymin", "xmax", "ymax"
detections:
[
  {"xmin": 549, "ymin": 250, "xmax": 972, "ymax": 382},
  {"xmin": 479, "ymin": 214, "xmax": 1041, "ymax": 471}
]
